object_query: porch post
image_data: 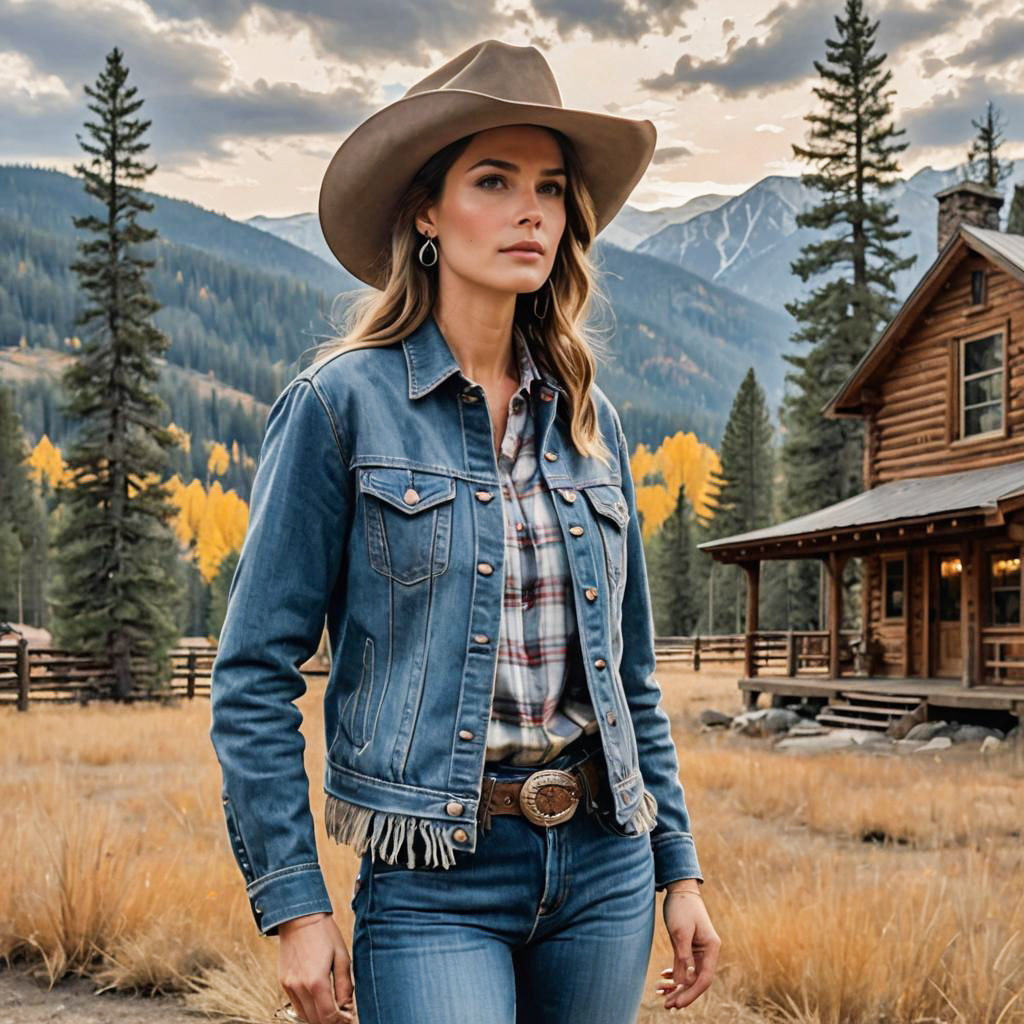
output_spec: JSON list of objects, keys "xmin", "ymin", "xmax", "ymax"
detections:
[
  {"xmin": 741, "ymin": 560, "xmax": 760, "ymax": 679},
  {"xmin": 826, "ymin": 551, "xmax": 844, "ymax": 680}
]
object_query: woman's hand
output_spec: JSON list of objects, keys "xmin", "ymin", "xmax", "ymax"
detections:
[
  {"xmin": 656, "ymin": 882, "xmax": 721, "ymax": 1010},
  {"xmin": 277, "ymin": 912, "xmax": 355, "ymax": 1024}
]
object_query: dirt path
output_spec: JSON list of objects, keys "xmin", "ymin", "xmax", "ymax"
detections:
[{"xmin": 0, "ymin": 961, "xmax": 203, "ymax": 1024}]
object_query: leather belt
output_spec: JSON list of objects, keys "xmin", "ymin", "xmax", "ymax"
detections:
[{"xmin": 477, "ymin": 755, "xmax": 604, "ymax": 831}]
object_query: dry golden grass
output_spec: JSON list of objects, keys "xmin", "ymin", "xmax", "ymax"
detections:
[{"xmin": 2, "ymin": 664, "xmax": 1023, "ymax": 1023}]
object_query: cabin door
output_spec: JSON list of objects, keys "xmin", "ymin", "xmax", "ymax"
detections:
[{"xmin": 929, "ymin": 550, "xmax": 963, "ymax": 677}]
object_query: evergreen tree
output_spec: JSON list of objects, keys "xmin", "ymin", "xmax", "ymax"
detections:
[
  {"xmin": 702, "ymin": 368, "xmax": 775, "ymax": 633},
  {"xmin": 648, "ymin": 486, "xmax": 699, "ymax": 637},
  {"xmin": 780, "ymin": 0, "xmax": 915, "ymax": 628},
  {"xmin": 963, "ymin": 101, "xmax": 1014, "ymax": 190},
  {"xmin": 0, "ymin": 383, "xmax": 47, "ymax": 626},
  {"xmin": 50, "ymin": 47, "xmax": 185, "ymax": 696},
  {"xmin": 1008, "ymin": 184, "xmax": 1024, "ymax": 235}
]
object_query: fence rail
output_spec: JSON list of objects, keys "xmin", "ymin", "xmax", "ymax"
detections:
[
  {"xmin": 5, "ymin": 631, "xmax": 848, "ymax": 712},
  {"xmin": 0, "ymin": 639, "xmax": 328, "ymax": 711}
]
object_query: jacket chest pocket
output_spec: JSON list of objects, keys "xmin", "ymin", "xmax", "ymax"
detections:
[
  {"xmin": 360, "ymin": 467, "xmax": 457, "ymax": 585},
  {"xmin": 578, "ymin": 482, "xmax": 629, "ymax": 589}
]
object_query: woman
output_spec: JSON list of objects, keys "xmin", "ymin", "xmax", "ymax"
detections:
[{"xmin": 210, "ymin": 38, "xmax": 719, "ymax": 1024}]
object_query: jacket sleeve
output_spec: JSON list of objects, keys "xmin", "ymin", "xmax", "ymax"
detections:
[
  {"xmin": 209, "ymin": 375, "xmax": 353, "ymax": 936},
  {"xmin": 614, "ymin": 415, "xmax": 703, "ymax": 890}
]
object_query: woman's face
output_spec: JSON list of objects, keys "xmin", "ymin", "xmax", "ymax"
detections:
[{"xmin": 417, "ymin": 124, "xmax": 568, "ymax": 298}]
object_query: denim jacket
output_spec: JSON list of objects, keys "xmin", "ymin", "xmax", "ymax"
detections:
[{"xmin": 209, "ymin": 312, "xmax": 702, "ymax": 936}]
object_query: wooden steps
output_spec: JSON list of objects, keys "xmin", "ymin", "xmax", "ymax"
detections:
[{"xmin": 816, "ymin": 690, "xmax": 924, "ymax": 732}]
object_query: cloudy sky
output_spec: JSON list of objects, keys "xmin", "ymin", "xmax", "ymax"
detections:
[{"xmin": 2, "ymin": 0, "xmax": 1021, "ymax": 221}]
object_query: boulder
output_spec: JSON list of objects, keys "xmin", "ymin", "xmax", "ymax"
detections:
[
  {"xmin": 980, "ymin": 735, "xmax": 1004, "ymax": 754},
  {"xmin": 950, "ymin": 724, "xmax": 1005, "ymax": 744},
  {"xmin": 905, "ymin": 721, "xmax": 951, "ymax": 742},
  {"xmin": 912, "ymin": 735, "xmax": 953, "ymax": 753},
  {"xmin": 698, "ymin": 709, "xmax": 734, "ymax": 729}
]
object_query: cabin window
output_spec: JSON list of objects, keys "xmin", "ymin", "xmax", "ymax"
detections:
[
  {"xmin": 989, "ymin": 551, "xmax": 1021, "ymax": 625},
  {"xmin": 959, "ymin": 331, "xmax": 1004, "ymax": 438},
  {"xmin": 970, "ymin": 269, "xmax": 987, "ymax": 306},
  {"xmin": 883, "ymin": 556, "xmax": 905, "ymax": 618}
]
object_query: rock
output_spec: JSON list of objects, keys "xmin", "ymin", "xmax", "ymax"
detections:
[
  {"xmin": 980, "ymin": 735, "xmax": 1004, "ymax": 754},
  {"xmin": 762, "ymin": 708, "xmax": 804, "ymax": 733},
  {"xmin": 776, "ymin": 732, "xmax": 859, "ymax": 753},
  {"xmin": 912, "ymin": 735, "xmax": 953, "ymax": 753},
  {"xmin": 905, "ymin": 721, "xmax": 950, "ymax": 742},
  {"xmin": 698, "ymin": 709, "xmax": 733, "ymax": 729},
  {"xmin": 893, "ymin": 738, "xmax": 927, "ymax": 754},
  {"xmin": 784, "ymin": 721, "xmax": 831, "ymax": 737},
  {"xmin": 951, "ymin": 724, "xmax": 1005, "ymax": 744},
  {"xmin": 729, "ymin": 708, "xmax": 769, "ymax": 735}
]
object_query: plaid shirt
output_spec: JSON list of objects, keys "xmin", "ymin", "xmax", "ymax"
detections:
[{"xmin": 483, "ymin": 326, "xmax": 600, "ymax": 766}]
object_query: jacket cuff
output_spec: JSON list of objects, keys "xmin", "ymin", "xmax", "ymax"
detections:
[
  {"xmin": 651, "ymin": 831, "xmax": 703, "ymax": 891},
  {"xmin": 247, "ymin": 862, "xmax": 333, "ymax": 937}
]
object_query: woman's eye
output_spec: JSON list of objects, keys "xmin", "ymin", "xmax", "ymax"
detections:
[{"xmin": 477, "ymin": 175, "xmax": 564, "ymax": 196}]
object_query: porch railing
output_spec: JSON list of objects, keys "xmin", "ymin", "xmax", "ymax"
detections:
[{"xmin": 981, "ymin": 625, "xmax": 1024, "ymax": 684}]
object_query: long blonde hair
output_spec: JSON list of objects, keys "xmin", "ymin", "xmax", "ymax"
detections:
[{"xmin": 307, "ymin": 126, "xmax": 617, "ymax": 467}]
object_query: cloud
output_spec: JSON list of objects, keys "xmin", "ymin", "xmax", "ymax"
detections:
[
  {"xmin": 945, "ymin": 12, "xmax": 1024, "ymax": 67},
  {"xmin": 652, "ymin": 144, "xmax": 692, "ymax": 163},
  {"xmin": 901, "ymin": 73, "xmax": 1024, "ymax": 147},
  {"xmin": 529, "ymin": 0, "xmax": 697, "ymax": 42},
  {"xmin": 138, "ymin": 0, "xmax": 505, "ymax": 64},
  {"xmin": 0, "ymin": 0, "xmax": 377, "ymax": 164},
  {"xmin": 640, "ymin": 0, "xmax": 969, "ymax": 98}
]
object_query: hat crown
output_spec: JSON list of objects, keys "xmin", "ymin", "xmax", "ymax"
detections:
[{"xmin": 404, "ymin": 39, "xmax": 563, "ymax": 109}]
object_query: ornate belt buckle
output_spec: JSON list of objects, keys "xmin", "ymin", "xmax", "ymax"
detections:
[{"xmin": 519, "ymin": 768, "xmax": 580, "ymax": 826}]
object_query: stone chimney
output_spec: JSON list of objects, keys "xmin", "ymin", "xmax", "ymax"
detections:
[{"xmin": 934, "ymin": 180, "xmax": 1003, "ymax": 252}]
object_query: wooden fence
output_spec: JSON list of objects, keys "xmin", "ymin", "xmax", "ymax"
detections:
[
  {"xmin": 0, "ymin": 639, "xmax": 328, "ymax": 711},
  {"xmin": 2, "ymin": 634, "xmax": 752, "ymax": 712}
]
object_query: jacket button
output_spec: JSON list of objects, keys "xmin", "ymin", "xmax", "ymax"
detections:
[
  {"xmin": 584, "ymin": 587, "xmax": 598, "ymax": 601},
  {"xmin": 458, "ymin": 729, "xmax": 475, "ymax": 740},
  {"xmin": 540, "ymin": 390, "xmax": 554, "ymax": 401},
  {"xmin": 475, "ymin": 490, "xmax": 494, "ymax": 502},
  {"xmin": 606, "ymin": 710, "xmax": 617, "ymax": 725},
  {"xmin": 461, "ymin": 391, "xmax": 479, "ymax": 403},
  {"xmin": 478, "ymin": 562, "xmax": 494, "ymax": 575},
  {"xmin": 543, "ymin": 451, "xmax": 558, "ymax": 461},
  {"xmin": 403, "ymin": 487, "xmax": 420, "ymax": 505},
  {"xmin": 453, "ymin": 828, "xmax": 469, "ymax": 842},
  {"xmin": 569, "ymin": 525, "xmax": 584, "ymax": 536},
  {"xmin": 446, "ymin": 801, "xmax": 464, "ymax": 816},
  {"xmin": 594, "ymin": 658, "xmax": 607, "ymax": 669},
  {"xmin": 560, "ymin": 489, "xmax": 577, "ymax": 503},
  {"xmin": 472, "ymin": 633, "xmax": 489, "ymax": 643}
]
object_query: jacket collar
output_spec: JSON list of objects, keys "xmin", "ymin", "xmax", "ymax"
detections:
[{"xmin": 403, "ymin": 311, "xmax": 565, "ymax": 400}]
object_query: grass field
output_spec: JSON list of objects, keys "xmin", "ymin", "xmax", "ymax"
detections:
[{"xmin": 2, "ymin": 663, "xmax": 1023, "ymax": 1023}]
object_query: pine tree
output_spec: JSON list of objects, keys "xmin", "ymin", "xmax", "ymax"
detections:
[
  {"xmin": 0, "ymin": 384, "xmax": 46, "ymax": 624},
  {"xmin": 963, "ymin": 101, "xmax": 1014, "ymax": 190},
  {"xmin": 50, "ymin": 47, "xmax": 184, "ymax": 696},
  {"xmin": 648, "ymin": 487, "xmax": 699, "ymax": 637},
  {"xmin": 702, "ymin": 368, "xmax": 775, "ymax": 633},
  {"xmin": 780, "ymin": 0, "xmax": 915, "ymax": 628},
  {"xmin": 1008, "ymin": 184, "xmax": 1024, "ymax": 235}
]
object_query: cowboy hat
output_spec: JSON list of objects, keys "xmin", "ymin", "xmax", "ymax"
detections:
[{"xmin": 318, "ymin": 38, "xmax": 657, "ymax": 289}]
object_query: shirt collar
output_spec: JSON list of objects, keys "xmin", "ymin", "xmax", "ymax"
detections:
[{"xmin": 403, "ymin": 311, "xmax": 563, "ymax": 401}]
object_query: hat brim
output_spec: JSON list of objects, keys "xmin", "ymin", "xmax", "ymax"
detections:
[{"xmin": 318, "ymin": 89, "xmax": 657, "ymax": 289}]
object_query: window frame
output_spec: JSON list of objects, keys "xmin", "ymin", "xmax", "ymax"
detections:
[
  {"xmin": 881, "ymin": 552, "xmax": 907, "ymax": 622},
  {"xmin": 949, "ymin": 321, "xmax": 1009, "ymax": 446}
]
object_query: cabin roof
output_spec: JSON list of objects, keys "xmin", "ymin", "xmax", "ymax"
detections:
[
  {"xmin": 822, "ymin": 223, "xmax": 1024, "ymax": 419},
  {"xmin": 697, "ymin": 456, "xmax": 1024, "ymax": 552}
]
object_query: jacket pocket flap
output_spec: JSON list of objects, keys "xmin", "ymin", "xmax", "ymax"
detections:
[
  {"xmin": 360, "ymin": 467, "xmax": 456, "ymax": 514},
  {"xmin": 579, "ymin": 483, "xmax": 629, "ymax": 529}
]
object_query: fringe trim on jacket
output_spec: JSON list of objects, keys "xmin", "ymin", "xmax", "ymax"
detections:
[
  {"xmin": 627, "ymin": 788, "xmax": 660, "ymax": 834},
  {"xmin": 324, "ymin": 794, "xmax": 459, "ymax": 869},
  {"xmin": 326, "ymin": 784, "xmax": 659, "ymax": 867}
]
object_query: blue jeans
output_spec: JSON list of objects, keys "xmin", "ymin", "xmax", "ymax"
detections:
[{"xmin": 348, "ymin": 741, "xmax": 657, "ymax": 1023}]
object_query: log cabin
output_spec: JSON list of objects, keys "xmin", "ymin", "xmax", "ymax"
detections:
[{"xmin": 697, "ymin": 180, "xmax": 1024, "ymax": 732}]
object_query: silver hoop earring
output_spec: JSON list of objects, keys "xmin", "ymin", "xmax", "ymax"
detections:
[
  {"xmin": 418, "ymin": 234, "xmax": 438, "ymax": 267},
  {"xmin": 533, "ymin": 281, "xmax": 550, "ymax": 319}
]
